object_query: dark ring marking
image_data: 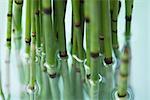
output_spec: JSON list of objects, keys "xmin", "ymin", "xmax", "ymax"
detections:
[
  {"xmin": 75, "ymin": 22, "xmax": 81, "ymax": 27},
  {"xmin": 49, "ymin": 73, "xmax": 57, "ymax": 78},
  {"xmin": 120, "ymin": 72, "xmax": 128, "ymax": 78},
  {"xmin": 112, "ymin": 19, "xmax": 117, "ymax": 23},
  {"xmin": 32, "ymin": 32, "xmax": 36, "ymax": 37},
  {"xmin": 25, "ymin": 38, "xmax": 31, "ymax": 44},
  {"xmin": 104, "ymin": 57, "xmax": 113, "ymax": 64},
  {"xmin": 35, "ymin": 10, "xmax": 40, "ymax": 16},
  {"xmin": 125, "ymin": 16, "xmax": 132, "ymax": 22},
  {"xmin": 43, "ymin": 8, "xmax": 52, "ymax": 15},
  {"xmin": 75, "ymin": 67, "xmax": 80, "ymax": 73},
  {"xmin": 118, "ymin": 93, "xmax": 127, "ymax": 98},
  {"xmin": 90, "ymin": 52, "xmax": 99, "ymax": 58},
  {"xmin": 99, "ymin": 35, "xmax": 104, "ymax": 40},
  {"xmin": 6, "ymin": 38, "xmax": 11, "ymax": 42},
  {"xmin": 60, "ymin": 51, "xmax": 68, "ymax": 58},
  {"xmin": 112, "ymin": 30, "xmax": 117, "ymax": 33},
  {"xmin": 122, "ymin": 58, "xmax": 129, "ymax": 64},
  {"xmin": 80, "ymin": 0, "xmax": 84, "ymax": 4},
  {"xmin": 86, "ymin": 74, "xmax": 91, "ymax": 79},
  {"xmin": 5, "ymin": 60, "xmax": 10, "ymax": 64},
  {"xmin": 113, "ymin": 44, "xmax": 119, "ymax": 49},
  {"xmin": 85, "ymin": 17, "xmax": 90, "ymax": 23},
  {"xmin": 132, "ymin": 5, "xmax": 133, "ymax": 9},
  {"xmin": 7, "ymin": 13, "xmax": 12, "ymax": 17},
  {"xmin": 15, "ymin": 0, "xmax": 23, "ymax": 5}
]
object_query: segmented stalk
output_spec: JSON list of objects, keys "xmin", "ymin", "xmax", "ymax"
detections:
[
  {"xmin": 125, "ymin": 0, "xmax": 134, "ymax": 40},
  {"xmin": 24, "ymin": 0, "xmax": 31, "ymax": 84},
  {"xmin": 111, "ymin": 0, "xmax": 120, "ymax": 59},
  {"xmin": 42, "ymin": 0, "xmax": 60, "ymax": 100},
  {"xmin": 101, "ymin": 0, "xmax": 113, "ymax": 64},
  {"xmin": 13, "ymin": 0, "xmax": 23, "ymax": 51},
  {"xmin": 89, "ymin": 0, "xmax": 101, "ymax": 99},
  {"xmin": 5, "ymin": 0, "xmax": 13, "ymax": 99},
  {"xmin": 117, "ymin": 44, "xmax": 131, "ymax": 98},
  {"xmin": 28, "ymin": 1, "xmax": 37, "ymax": 99}
]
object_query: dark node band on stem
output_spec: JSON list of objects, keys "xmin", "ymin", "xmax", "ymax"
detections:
[
  {"xmin": 121, "ymin": 58, "xmax": 129, "ymax": 64},
  {"xmin": 7, "ymin": 13, "xmax": 12, "ymax": 17},
  {"xmin": 5, "ymin": 60, "xmax": 10, "ymax": 64},
  {"xmin": 84, "ymin": 17, "xmax": 90, "ymax": 23},
  {"xmin": 112, "ymin": 30, "xmax": 117, "ymax": 34},
  {"xmin": 112, "ymin": 19, "xmax": 117, "ymax": 23},
  {"xmin": 80, "ymin": 0, "xmax": 84, "ymax": 4},
  {"xmin": 43, "ymin": 7, "xmax": 52, "ymax": 15},
  {"xmin": 59, "ymin": 51, "xmax": 68, "ymax": 58},
  {"xmin": 25, "ymin": 38, "xmax": 31, "ymax": 45},
  {"xmin": 35, "ymin": 10, "xmax": 40, "ymax": 16},
  {"xmin": 104, "ymin": 57, "xmax": 113, "ymax": 65},
  {"xmin": 15, "ymin": 36, "xmax": 22, "ymax": 40},
  {"xmin": 75, "ymin": 67, "xmax": 80, "ymax": 73},
  {"xmin": 90, "ymin": 52, "xmax": 99, "ymax": 58},
  {"xmin": 125, "ymin": 16, "xmax": 132, "ymax": 22},
  {"xmin": 113, "ymin": 44, "xmax": 119, "ymax": 49},
  {"xmin": 86, "ymin": 74, "xmax": 91, "ymax": 79},
  {"xmin": 49, "ymin": 73, "xmax": 57, "ymax": 79},
  {"xmin": 118, "ymin": 92, "xmax": 127, "ymax": 98},
  {"xmin": 120, "ymin": 72, "xmax": 128, "ymax": 78},
  {"xmin": 32, "ymin": 32, "xmax": 36, "ymax": 37},
  {"xmin": 74, "ymin": 22, "xmax": 81, "ymax": 27},
  {"xmin": 6, "ymin": 38, "xmax": 11, "ymax": 42},
  {"xmin": 14, "ymin": 0, "xmax": 23, "ymax": 5},
  {"xmin": 99, "ymin": 35, "xmax": 104, "ymax": 40},
  {"xmin": 118, "ymin": 1, "xmax": 121, "ymax": 14}
]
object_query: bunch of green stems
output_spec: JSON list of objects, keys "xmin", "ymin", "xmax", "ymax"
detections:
[{"xmin": 3, "ymin": 0, "xmax": 135, "ymax": 99}]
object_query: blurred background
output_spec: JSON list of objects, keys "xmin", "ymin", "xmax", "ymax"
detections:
[{"xmin": 0, "ymin": 0, "xmax": 150, "ymax": 100}]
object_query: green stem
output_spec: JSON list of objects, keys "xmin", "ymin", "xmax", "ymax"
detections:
[
  {"xmin": 117, "ymin": 44, "xmax": 130, "ymax": 98},
  {"xmin": 13, "ymin": 0, "xmax": 23, "ymax": 51},
  {"xmin": 42, "ymin": 1, "xmax": 60, "ymax": 100},
  {"xmin": 101, "ymin": 0, "xmax": 113, "ymax": 64},
  {"xmin": 89, "ymin": 0, "xmax": 101, "ymax": 99},
  {"xmin": 111, "ymin": 0, "xmax": 120, "ymax": 59},
  {"xmin": 24, "ymin": 0, "xmax": 31, "ymax": 85},
  {"xmin": 125, "ymin": 0, "xmax": 134, "ymax": 40}
]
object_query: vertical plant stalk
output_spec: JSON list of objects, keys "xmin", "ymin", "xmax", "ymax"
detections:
[
  {"xmin": 34, "ymin": 0, "xmax": 42, "ymax": 98},
  {"xmin": 89, "ymin": 0, "xmax": 101, "ymax": 100},
  {"xmin": 72, "ymin": 0, "xmax": 85, "ymax": 99},
  {"xmin": 125, "ymin": 0, "xmax": 134, "ymax": 40},
  {"xmin": 101, "ymin": 0, "xmax": 114, "ymax": 99},
  {"xmin": 24, "ymin": 0, "xmax": 31, "ymax": 85},
  {"xmin": 5, "ymin": 0, "xmax": 13, "ymax": 99},
  {"xmin": 117, "ymin": 44, "xmax": 131, "ymax": 99},
  {"xmin": 28, "ymin": 0, "xmax": 37, "ymax": 99},
  {"xmin": 13, "ymin": 0, "xmax": 23, "ymax": 51},
  {"xmin": 42, "ymin": 0, "xmax": 60, "ymax": 100},
  {"xmin": 54, "ymin": 0, "xmax": 71, "ymax": 100},
  {"xmin": 111, "ymin": 0, "xmax": 121, "ymax": 59},
  {"xmin": 70, "ymin": 15, "xmax": 77, "ymax": 100}
]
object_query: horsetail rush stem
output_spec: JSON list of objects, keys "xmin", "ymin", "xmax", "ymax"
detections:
[
  {"xmin": 42, "ymin": 0, "xmax": 60, "ymax": 100},
  {"xmin": 125, "ymin": 0, "xmax": 134, "ymax": 40},
  {"xmin": 5, "ymin": 0, "xmax": 13, "ymax": 99},
  {"xmin": 13, "ymin": 0, "xmax": 23, "ymax": 51}
]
